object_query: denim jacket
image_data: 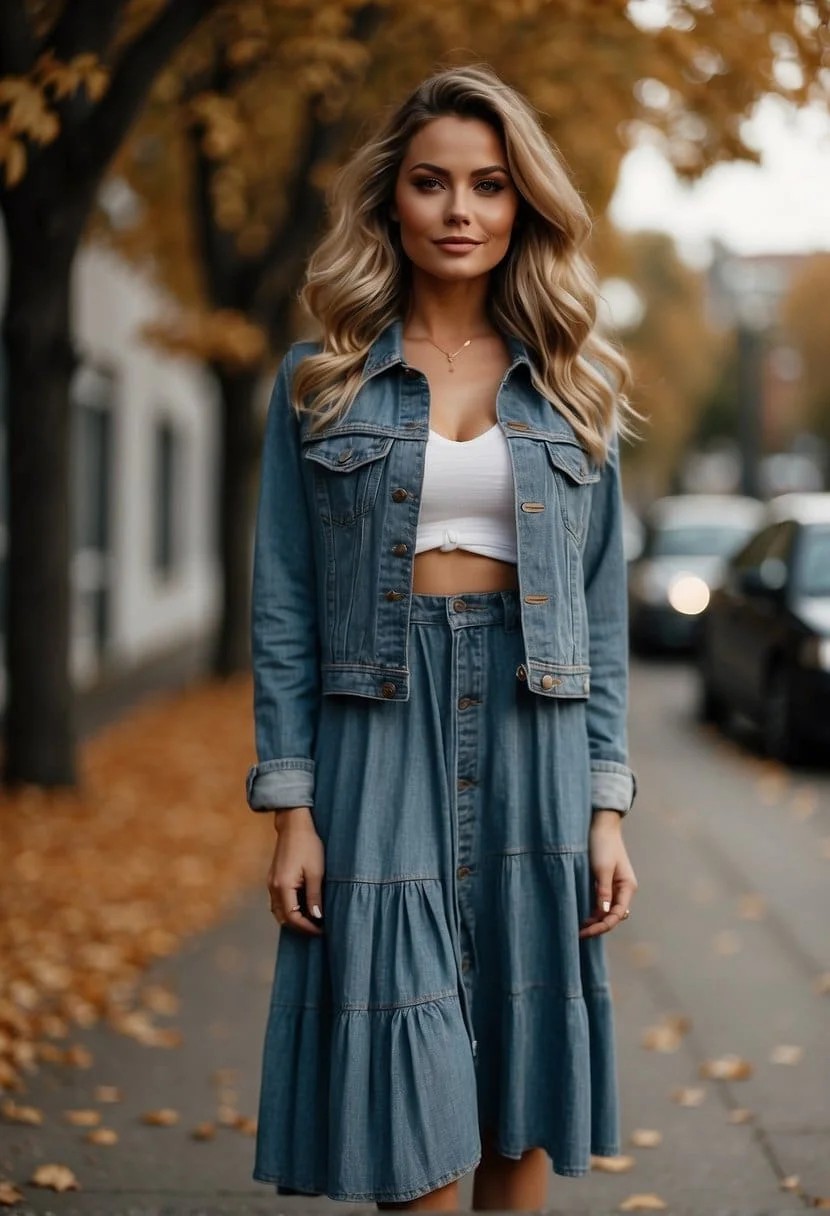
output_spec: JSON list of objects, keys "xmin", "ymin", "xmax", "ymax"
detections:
[{"xmin": 246, "ymin": 319, "xmax": 637, "ymax": 816}]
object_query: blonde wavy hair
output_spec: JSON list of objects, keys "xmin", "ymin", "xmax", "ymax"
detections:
[{"xmin": 293, "ymin": 64, "xmax": 636, "ymax": 463}]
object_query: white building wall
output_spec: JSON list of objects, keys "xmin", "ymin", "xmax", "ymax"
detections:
[{"xmin": 73, "ymin": 247, "xmax": 221, "ymax": 677}]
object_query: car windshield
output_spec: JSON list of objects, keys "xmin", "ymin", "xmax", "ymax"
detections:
[
  {"xmin": 649, "ymin": 523, "xmax": 754, "ymax": 559},
  {"xmin": 797, "ymin": 525, "xmax": 830, "ymax": 597}
]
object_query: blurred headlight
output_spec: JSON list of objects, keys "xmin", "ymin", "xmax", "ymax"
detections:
[
  {"xmin": 667, "ymin": 574, "xmax": 710, "ymax": 616},
  {"xmin": 800, "ymin": 637, "xmax": 830, "ymax": 671}
]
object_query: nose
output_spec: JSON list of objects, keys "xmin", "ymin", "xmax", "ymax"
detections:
[{"xmin": 444, "ymin": 188, "xmax": 471, "ymax": 227}]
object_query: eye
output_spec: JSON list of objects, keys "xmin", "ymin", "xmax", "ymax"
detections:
[
  {"xmin": 413, "ymin": 176, "xmax": 443, "ymax": 191},
  {"xmin": 475, "ymin": 179, "xmax": 506, "ymax": 194}
]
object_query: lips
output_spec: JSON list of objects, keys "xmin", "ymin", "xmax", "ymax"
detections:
[{"xmin": 434, "ymin": 238, "xmax": 481, "ymax": 246}]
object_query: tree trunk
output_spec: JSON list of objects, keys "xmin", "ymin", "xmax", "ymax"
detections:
[
  {"xmin": 2, "ymin": 234, "xmax": 78, "ymax": 786},
  {"xmin": 211, "ymin": 364, "xmax": 261, "ymax": 677}
]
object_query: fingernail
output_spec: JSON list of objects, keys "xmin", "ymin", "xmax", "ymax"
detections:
[
  {"xmin": 602, "ymin": 900, "xmax": 611, "ymax": 913},
  {"xmin": 312, "ymin": 904, "xmax": 322, "ymax": 919}
]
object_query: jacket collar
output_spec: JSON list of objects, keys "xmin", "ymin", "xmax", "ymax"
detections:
[{"xmin": 360, "ymin": 317, "xmax": 534, "ymax": 383}]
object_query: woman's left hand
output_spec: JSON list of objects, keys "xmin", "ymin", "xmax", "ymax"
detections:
[{"xmin": 579, "ymin": 810, "xmax": 638, "ymax": 939}]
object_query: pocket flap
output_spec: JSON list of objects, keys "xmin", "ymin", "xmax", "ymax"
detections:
[
  {"xmin": 302, "ymin": 432, "xmax": 394, "ymax": 472},
  {"xmin": 544, "ymin": 440, "xmax": 600, "ymax": 485}
]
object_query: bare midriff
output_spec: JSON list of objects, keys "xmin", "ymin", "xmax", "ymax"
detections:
[{"xmin": 412, "ymin": 548, "xmax": 519, "ymax": 595}]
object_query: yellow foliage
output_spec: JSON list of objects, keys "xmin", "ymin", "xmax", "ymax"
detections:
[{"xmin": 0, "ymin": 124, "xmax": 27, "ymax": 188}]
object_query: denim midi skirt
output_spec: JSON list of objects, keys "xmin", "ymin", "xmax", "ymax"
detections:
[{"xmin": 254, "ymin": 589, "xmax": 621, "ymax": 1203}]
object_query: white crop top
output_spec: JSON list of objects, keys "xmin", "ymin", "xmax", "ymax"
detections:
[{"xmin": 414, "ymin": 423, "xmax": 518, "ymax": 563}]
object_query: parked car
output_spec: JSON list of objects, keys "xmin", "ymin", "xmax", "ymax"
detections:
[
  {"xmin": 697, "ymin": 493, "xmax": 830, "ymax": 762},
  {"xmin": 628, "ymin": 494, "xmax": 765, "ymax": 652}
]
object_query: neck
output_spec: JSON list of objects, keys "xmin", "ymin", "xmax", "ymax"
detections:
[{"xmin": 404, "ymin": 269, "xmax": 494, "ymax": 345}]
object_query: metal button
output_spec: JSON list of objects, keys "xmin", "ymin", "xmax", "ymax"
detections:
[
  {"xmin": 516, "ymin": 664, "xmax": 527, "ymax": 682},
  {"xmin": 385, "ymin": 589, "xmax": 405, "ymax": 602},
  {"xmin": 541, "ymin": 673, "xmax": 561, "ymax": 690},
  {"xmin": 336, "ymin": 448, "xmax": 352, "ymax": 463},
  {"xmin": 452, "ymin": 598, "xmax": 467, "ymax": 611},
  {"xmin": 458, "ymin": 696, "xmax": 474, "ymax": 710},
  {"xmin": 392, "ymin": 542, "xmax": 408, "ymax": 556},
  {"xmin": 457, "ymin": 865, "xmax": 472, "ymax": 879},
  {"xmin": 403, "ymin": 366, "xmax": 419, "ymax": 378},
  {"xmin": 380, "ymin": 682, "xmax": 396, "ymax": 698},
  {"xmin": 391, "ymin": 488, "xmax": 408, "ymax": 502}
]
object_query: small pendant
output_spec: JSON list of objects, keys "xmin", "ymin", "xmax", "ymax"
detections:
[{"xmin": 448, "ymin": 358, "xmax": 455, "ymax": 372}]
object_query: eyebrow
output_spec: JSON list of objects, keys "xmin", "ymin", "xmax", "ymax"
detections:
[{"xmin": 408, "ymin": 161, "xmax": 509, "ymax": 177}]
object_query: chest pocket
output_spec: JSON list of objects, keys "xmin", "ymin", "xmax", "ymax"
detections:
[
  {"xmin": 302, "ymin": 431, "xmax": 394, "ymax": 525},
  {"xmin": 545, "ymin": 440, "xmax": 600, "ymax": 540}
]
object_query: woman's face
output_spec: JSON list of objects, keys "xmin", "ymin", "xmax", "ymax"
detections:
[{"xmin": 392, "ymin": 115, "xmax": 520, "ymax": 283}]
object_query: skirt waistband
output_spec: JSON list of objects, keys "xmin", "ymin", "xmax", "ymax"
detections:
[{"xmin": 408, "ymin": 589, "xmax": 520, "ymax": 631}]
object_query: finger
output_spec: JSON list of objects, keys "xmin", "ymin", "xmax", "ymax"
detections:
[
  {"xmin": 284, "ymin": 887, "xmax": 323, "ymax": 937},
  {"xmin": 304, "ymin": 876, "xmax": 324, "ymax": 924},
  {"xmin": 594, "ymin": 869, "xmax": 615, "ymax": 918}
]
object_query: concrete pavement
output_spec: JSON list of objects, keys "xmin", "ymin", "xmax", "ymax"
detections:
[{"xmin": 2, "ymin": 656, "xmax": 828, "ymax": 1214}]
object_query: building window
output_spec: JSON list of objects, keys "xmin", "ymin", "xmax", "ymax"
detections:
[
  {"xmin": 71, "ymin": 364, "xmax": 115, "ymax": 663},
  {"xmin": 154, "ymin": 417, "xmax": 183, "ymax": 578}
]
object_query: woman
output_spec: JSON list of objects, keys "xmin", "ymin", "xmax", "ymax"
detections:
[{"xmin": 246, "ymin": 65, "xmax": 639, "ymax": 1211}]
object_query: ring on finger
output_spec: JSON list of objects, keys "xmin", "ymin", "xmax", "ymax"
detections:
[
  {"xmin": 289, "ymin": 904, "xmax": 301, "ymax": 913},
  {"xmin": 622, "ymin": 908, "xmax": 631, "ymax": 920}
]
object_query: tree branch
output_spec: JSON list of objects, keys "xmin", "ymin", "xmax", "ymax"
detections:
[
  {"xmin": 80, "ymin": 0, "xmax": 222, "ymax": 181},
  {"xmin": 0, "ymin": 5, "xmax": 37, "ymax": 76},
  {"xmin": 50, "ymin": 0, "xmax": 131, "ymax": 63}
]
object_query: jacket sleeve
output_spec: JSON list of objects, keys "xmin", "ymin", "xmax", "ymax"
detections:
[
  {"xmin": 245, "ymin": 350, "xmax": 321, "ymax": 812},
  {"xmin": 582, "ymin": 424, "xmax": 638, "ymax": 815}
]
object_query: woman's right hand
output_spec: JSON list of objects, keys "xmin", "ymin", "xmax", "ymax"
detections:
[{"xmin": 267, "ymin": 807, "xmax": 325, "ymax": 936}]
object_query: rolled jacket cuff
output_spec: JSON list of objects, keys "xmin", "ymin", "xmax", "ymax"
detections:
[
  {"xmin": 246, "ymin": 758, "xmax": 315, "ymax": 811},
  {"xmin": 590, "ymin": 761, "xmax": 637, "ymax": 815}
]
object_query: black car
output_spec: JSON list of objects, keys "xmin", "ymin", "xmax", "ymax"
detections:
[{"xmin": 698, "ymin": 494, "xmax": 830, "ymax": 761}]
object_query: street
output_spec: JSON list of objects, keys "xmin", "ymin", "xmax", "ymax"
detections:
[{"xmin": 2, "ymin": 657, "xmax": 829, "ymax": 1215}]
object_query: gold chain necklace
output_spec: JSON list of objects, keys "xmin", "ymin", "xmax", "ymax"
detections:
[{"xmin": 409, "ymin": 334, "xmax": 474, "ymax": 373}]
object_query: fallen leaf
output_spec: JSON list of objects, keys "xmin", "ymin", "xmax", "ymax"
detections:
[
  {"xmin": 592, "ymin": 1153, "xmax": 635, "ymax": 1173},
  {"xmin": 770, "ymin": 1044, "xmax": 804, "ymax": 1065},
  {"xmin": 737, "ymin": 893, "xmax": 766, "ymax": 921},
  {"xmin": 712, "ymin": 930, "xmax": 742, "ymax": 956},
  {"xmin": 642, "ymin": 1014, "xmax": 691, "ymax": 1053},
  {"xmin": 85, "ymin": 1127, "xmax": 118, "ymax": 1146},
  {"xmin": 727, "ymin": 1108, "xmax": 753, "ymax": 1124},
  {"xmin": 63, "ymin": 1108, "xmax": 101, "ymax": 1127},
  {"xmin": 191, "ymin": 1121, "xmax": 216, "ymax": 1141},
  {"xmin": 233, "ymin": 1115, "xmax": 257, "ymax": 1136},
  {"xmin": 619, "ymin": 1194, "xmax": 668, "ymax": 1211},
  {"xmin": 781, "ymin": 1175, "xmax": 801, "ymax": 1191},
  {"xmin": 64, "ymin": 1044, "xmax": 93, "ymax": 1068},
  {"xmin": 211, "ymin": 1067, "xmax": 238, "ymax": 1087},
  {"xmin": 810, "ymin": 1198, "xmax": 830, "ymax": 1208},
  {"xmin": 93, "ymin": 1085, "xmax": 122, "ymax": 1103},
  {"xmin": 1, "ymin": 1100, "xmax": 43, "ymax": 1126},
  {"xmin": 0, "ymin": 1180, "xmax": 24, "ymax": 1206},
  {"xmin": 140, "ymin": 984, "xmax": 180, "ymax": 1016},
  {"xmin": 699, "ymin": 1055, "xmax": 753, "ymax": 1081},
  {"xmin": 29, "ymin": 1163, "xmax": 79, "ymax": 1192},
  {"xmin": 815, "ymin": 973, "xmax": 830, "ymax": 995},
  {"xmin": 217, "ymin": 1103, "xmax": 241, "ymax": 1127},
  {"xmin": 671, "ymin": 1086, "xmax": 706, "ymax": 1107},
  {"xmin": 630, "ymin": 1129, "xmax": 663, "ymax": 1147},
  {"xmin": 140, "ymin": 1107, "xmax": 180, "ymax": 1127}
]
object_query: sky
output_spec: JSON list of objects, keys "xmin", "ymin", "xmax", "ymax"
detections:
[{"xmin": 609, "ymin": 92, "xmax": 830, "ymax": 269}]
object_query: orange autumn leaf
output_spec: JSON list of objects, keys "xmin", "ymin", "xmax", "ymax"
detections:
[
  {"xmin": 191, "ymin": 1121, "xmax": 217, "ymax": 1141},
  {"xmin": 727, "ymin": 1108, "xmax": 754, "ymax": 1124},
  {"xmin": 85, "ymin": 1127, "xmax": 118, "ymax": 1146},
  {"xmin": 140, "ymin": 1107, "xmax": 180, "ymax": 1127},
  {"xmin": 0, "ymin": 1181, "xmax": 24, "ymax": 1206},
  {"xmin": 592, "ymin": 1153, "xmax": 636, "ymax": 1173},
  {"xmin": 63, "ymin": 1109, "xmax": 101, "ymax": 1127},
  {"xmin": 93, "ymin": 1085, "xmax": 123, "ymax": 1103},
  {"xmin": 770, "ymin": 1044, "xmax": 804, "ymax": 1066},
  {"xmin": 29, "ymin": 1164, "xmax": 79, "ymax": 1192},
  {"xmin": 1, "ymin": 1100, "xmax": 43, "ymax": 1126},
  {"xmin": 671, "ymin": 1086, "xmax": 706, "ymax": 1107},
  {"xmin": 630, "ymin": 1129, "xmax": 663, "ymax": 1147},
  {"xmin": 699, "ymin": 1055, "xmax": 754, "ymax": 1081},
  {"xmin": 619, "ymin": 1195, "xmax": 668, "ymax": 1212}
]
